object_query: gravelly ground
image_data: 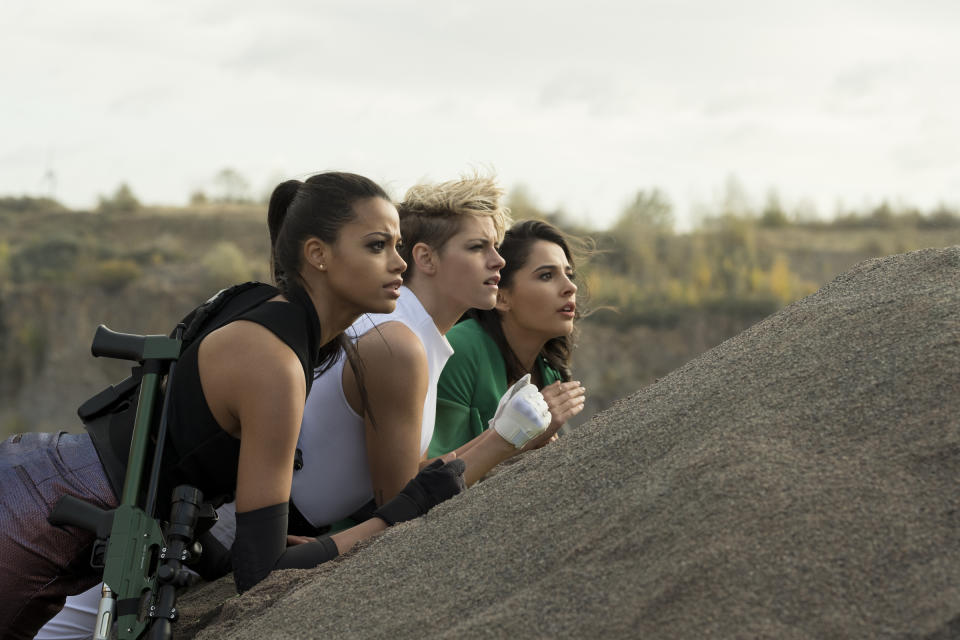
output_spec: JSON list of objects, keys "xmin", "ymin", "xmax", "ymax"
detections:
[{"xmin": 180, "ymin": 246, "xmax": 960, "ymax": 639}]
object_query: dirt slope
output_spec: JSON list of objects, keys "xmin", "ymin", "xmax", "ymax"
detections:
[{"xmin": 182, "ymin": 246, "xmax": 960, "ymax": 639}]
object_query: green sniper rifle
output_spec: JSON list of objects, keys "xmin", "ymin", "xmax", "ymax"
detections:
[{"xmin": 48, "ymin": 324, "xmax": 213, "ymax": 640}]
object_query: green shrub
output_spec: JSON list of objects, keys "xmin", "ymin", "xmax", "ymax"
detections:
[
  {"xmin": 89, "ymin": 259, "xmax": 142, "ymax": 293},
  {"xmin": 201, "ymin": 242, "xmax": 253, "ymax": 290},
  {"xmin": 96, "ymin": 183, "xmax": 141, "ymax": 214},
  {"xmin": 10, "ymin": 237, "xmax": 82, "ymax": 282},
  {"xmin": 0, "ymin": 196, "xmax": 67, "ymax": 214}
]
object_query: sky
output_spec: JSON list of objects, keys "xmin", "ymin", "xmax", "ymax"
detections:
[{"xmin": 2, "ymin": 0, "xmax": 958, "ymax": 230}]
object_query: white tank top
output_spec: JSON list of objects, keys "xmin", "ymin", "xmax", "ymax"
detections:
[{"xmin": 290, "ymin": 287, "xmax": 453, "ymax": 527}]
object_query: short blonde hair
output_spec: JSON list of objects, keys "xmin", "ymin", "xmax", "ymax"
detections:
[{"xmin": 397, "ymin": 171, "xmax": 511, "ymax": 279}]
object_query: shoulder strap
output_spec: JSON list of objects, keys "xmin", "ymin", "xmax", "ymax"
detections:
[{"xmin": 176, "ymin": 282, "xmax": 279, "ymax": 347}]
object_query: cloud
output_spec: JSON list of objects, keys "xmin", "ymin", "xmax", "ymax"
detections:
[
  {"xmin": 108, "ymin": 87, "xmax": 175, "ymax": 115},
  {"xmin": 537, "ymin": 70, "xmax": 638, "ymax": 115}
]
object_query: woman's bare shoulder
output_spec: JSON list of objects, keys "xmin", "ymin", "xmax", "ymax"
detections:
[
  {"xmin": 356, "ymin": 321, "xmax": 427, "ymax": 367},
  {"xmin": 198, "ymin": 320, "xmax": 306, "ymax": 430}
]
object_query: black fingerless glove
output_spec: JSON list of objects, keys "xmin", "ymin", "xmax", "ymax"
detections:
[{"xmin": 373, "ymin": 458, "xmax": 466, "ymax": 526}]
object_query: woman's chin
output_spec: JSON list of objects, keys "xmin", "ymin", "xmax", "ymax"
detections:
[
  {"xmin": 472, "ymin": 291, "xmax": 499, "ymax": 310},
  {"xmin": 370, "ymin": 299, "xmax": 398, "ymax": 314},
  {"xmin": 548, "ymin": 319, "xmax": 576, "ymax": 338}
]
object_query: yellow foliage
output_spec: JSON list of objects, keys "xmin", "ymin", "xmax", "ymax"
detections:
[
  {"xmin": 201, "ymin": 242, "xmax": 253, "ymax": 290},
  {"xmin": 749, "ymin": 266, "xmax": 765, "ymax": 293},
  {"xmin": 693, "ymin": 256, "xmax": 711, "ymax": 292},
  {"xmin": 666, "ymin": 279, "xmax": 686, "ymax": 304},
  {"xmin": 768, "ymin": 254, "xmax": 793, "ymax": 302},
  {"xmin": 0, "ymin": 240, "xmax": 9, "ymax": 281}
]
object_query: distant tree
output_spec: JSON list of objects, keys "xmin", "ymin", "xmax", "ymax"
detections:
[
  {"xmin": 616, "ymin": 189, "xmax": 674, "ymax": 233},
  {"xmin": 507, "ymin": 185, "xmax": 547, "ymax": 220},
  {"xmin": 710, "ymin": 215, "xmax": 758, "ymax": 295},
  {"xmin": 96, "ymin": 183, "xmax": 140, "ymax": 214},
  {"xmin": 760, "ymin": 191, "xmax": 789, "ymax": 228},
  {"xmin": 721, "ymin": 175, "xmax": 753, "ymax": 219},
  {"xmin": 612, "ymin": 189, "xmax": 674, "ymax": 282},
  {"xmin": 922, "ymin": 204, "xmax": 960, "ymax": 229},
  {"xmin": 189, "ymin": 190, "xmax": 209, "ymax": 206},
  {"xmin": 0, "ymin": 196, "xmax": 67, "ymax": 214},
  {"xmin": 869, "ymin": 201, "xmax": 894, "ymax": 227},
  {"xmin": 792, "ymin": 198, "xmax": 820, "ymax": 225},
  {"xmin": 212, "ymin": 168, "xmax": 252, "ymax": 204}
]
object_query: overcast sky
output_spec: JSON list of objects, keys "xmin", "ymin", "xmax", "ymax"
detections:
[{"xmin": 2, "ymin": 0, "xmax": 958, "ymax": 229}]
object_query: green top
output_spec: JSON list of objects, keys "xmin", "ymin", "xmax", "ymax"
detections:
[{"xmin": 430, "ymin": 318, "xmax": 563, "ymax": 457}]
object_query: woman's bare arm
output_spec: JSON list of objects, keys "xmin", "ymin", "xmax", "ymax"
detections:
[
  {"xmin": 198, "ymin": 320, "xmax": 306, "ymax": 512},
  {"xmin": 343, "ymin": 322, "xmax": 429, "ymax": 506}
]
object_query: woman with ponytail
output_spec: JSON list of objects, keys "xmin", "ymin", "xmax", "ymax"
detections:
[
  {"xmin": 429, "ymin": 219, "xmax": 588, "ymax": 457},
  {"xmin": 1, "ymin": 172, "xmax": 466, "ymax": 639}
]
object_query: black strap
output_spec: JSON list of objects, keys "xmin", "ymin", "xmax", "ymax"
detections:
[{"xmin": 177, "ymin": 282, "xmax": 272, "ymax": 343}]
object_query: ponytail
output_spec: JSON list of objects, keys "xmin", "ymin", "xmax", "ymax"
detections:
[{"xmin": 267, "ymin": 180, "xmax": 303, "ymax": 289}]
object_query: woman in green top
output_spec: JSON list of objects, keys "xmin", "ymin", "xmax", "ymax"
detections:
[{"xmin": 430, "ymin": 219, "xmax": 587, "ymax": 457}]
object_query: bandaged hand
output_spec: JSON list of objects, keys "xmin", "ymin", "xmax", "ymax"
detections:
[{"xmin": 489, "ymin": 374, "xmax": 552, "ymax": 448}]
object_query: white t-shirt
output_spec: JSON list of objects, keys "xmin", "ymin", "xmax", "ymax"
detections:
[{"xmin": 290, "ymin": 287, "xmax": 453, "ymax": 528}]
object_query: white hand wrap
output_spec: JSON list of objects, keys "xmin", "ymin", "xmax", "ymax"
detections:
[{"xmin": 490, "ymin": 374, "xmax": 552, "ymax": 448}]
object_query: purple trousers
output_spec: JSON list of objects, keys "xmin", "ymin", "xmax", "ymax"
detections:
[{"xmin": 0, "ymin": 432, "xmax": 117, "ymax": 640}]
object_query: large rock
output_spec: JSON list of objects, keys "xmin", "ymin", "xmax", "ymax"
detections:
[{"xmin": 184, "ymin": 247, "xmax": 960, "ymax": 639}]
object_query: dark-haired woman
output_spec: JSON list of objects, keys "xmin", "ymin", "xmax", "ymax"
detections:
[
  {"xmin": 429, "ymin": 219, "xmax": 587, "ymax": 458},
  {"xmin": 0, "ymin": 172, "xmax": 466, "ymax": 639}
]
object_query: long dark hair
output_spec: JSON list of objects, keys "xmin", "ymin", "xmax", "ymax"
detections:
[
  {"xmin": 266, "ymin": 171, "xmax": 388, "ymax": 384},
  {"xmin": 467, "ymin": 219, "xmax": 586, "ymax": 387}
]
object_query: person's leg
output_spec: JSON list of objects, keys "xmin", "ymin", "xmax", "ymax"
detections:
[
  {"xmin": 0, "ymin": 432, "xmax": 117, "ymax": 639},
  {"xmin": 32, "ymin": 584, "xmax": 101, "ymax": 640},
  {"xmin": 210, "ymin": 500, "xmax": 237, "ymax": 547}
]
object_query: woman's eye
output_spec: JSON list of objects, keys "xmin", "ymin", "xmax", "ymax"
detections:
[
  {"xmin": 369, "ymin": 241, "xmax": 386, "ymax": 252},
  {"xmin": 395, "ymin": 241, "xmax": 404, "ymax": 252},
  {"xmin": 567, "ymin": 272, "xmax": 576, "ymax": 282},
  {"xmin": 539, "ymin": 272, "xmax": 552, "ymax": 281}
]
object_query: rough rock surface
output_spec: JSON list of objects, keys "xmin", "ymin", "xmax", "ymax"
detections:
[{"xmin": 181, "ymin": 247, "xmax": 960, "ymax": 639}]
